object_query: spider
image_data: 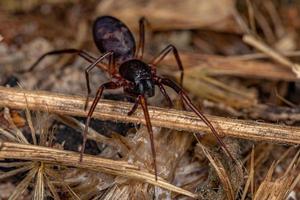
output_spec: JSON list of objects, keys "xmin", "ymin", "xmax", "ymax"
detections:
[{"xmin": 24, "ymin": 16, "xmax": 234, "ymax": 180}]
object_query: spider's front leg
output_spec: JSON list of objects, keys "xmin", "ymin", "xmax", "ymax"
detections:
[
  {"xmin": 127, "ymin": 95, "xmax": 158, "ymax": 181},
  {"xmin": 84, "ymin": 51, "xmax": 115, "ymax": 110}
]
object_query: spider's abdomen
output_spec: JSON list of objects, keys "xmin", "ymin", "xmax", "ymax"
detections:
[{"xmin": 93, "ymin": 16, "xmax": 136, "ymax": 63}]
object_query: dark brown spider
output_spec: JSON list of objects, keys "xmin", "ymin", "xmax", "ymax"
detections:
[{"xmin": 24, "ymin": 16, "xmax": 234, "ymax": 181}]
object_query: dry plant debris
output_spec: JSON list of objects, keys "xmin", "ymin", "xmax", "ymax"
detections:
[
  {"xmin": 1, "ymin": 87, "xmax": 300, "ymax": 145},
  {"xmin": 0, "ymin": 0, "xmax": 300, "ymax": 199},
  {"xmin": 243, "ymin": 34, "xmax": 300, "ymax": 78}
]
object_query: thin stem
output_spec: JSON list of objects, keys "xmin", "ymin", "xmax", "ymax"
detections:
[
  {"xmin": 0, "ymin": 141, "xmax": 197, "ymax": 199},
  {"xmin": 0, "ymin": 86, "xmax": 300, "ymax": 145}
]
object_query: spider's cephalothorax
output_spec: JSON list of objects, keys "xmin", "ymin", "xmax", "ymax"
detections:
[{"xmin": 119, "ymin": 59, "xmax": 155, "ymax": 97}]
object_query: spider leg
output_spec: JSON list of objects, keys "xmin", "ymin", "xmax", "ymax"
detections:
[
  {"xmin": 126, "ymin": 95, "xmax": 158, "ymax": 180},
  {"xmin": 81, "ymin": 81, "xmax": 121, "ymax": 161},
  {"xmin": 84, "ymin": 51, "xmax": 115, "ymax": 110},
  {"xmin": 127, "ymin": 97, "xmax": 139, "ymax": 116},
  {"xmin": 159, "ymin": 77, "xmax": 235, "ymax": 161},
  {"xmin": 150, "ymin": 44, "xmax": 184, "ymax": 87},
  {"xmin": 135, "ymin": 17, "xmax": 149, "ymax": 59},
  {"xmin": 157, "ymin": 83, "xmax": 173, "ymax": 108},
  {"xmin": 20, "ymin": 48, "xmax": 108, "ymax": 74},
  {"xmin": 138, "ymin": 95, "xmax": 158, "ymax": 181}
]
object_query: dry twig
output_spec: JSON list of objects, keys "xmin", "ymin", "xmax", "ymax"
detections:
[
  {"xmin": 0, "ymin": 141, "xmax": 197, "ymax": 198},
  {"xmin": 0, "ymin": 86, "xmax": 300, "ymax": 145}
]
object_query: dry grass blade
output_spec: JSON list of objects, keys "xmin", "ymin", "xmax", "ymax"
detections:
[
  {"xmin": 23, "ymin": 92, "xmax": 37, "ymax": 145},
  {"xmin": 230, "ymin": 51, "xmax": 300, "ymax": 61},
  {"xmin": 253, "ymin": 163, "xmax": 275, "ymax": 200},
  {"xmin": 55, "ymin": 115, "xmax": 129, "ymax": 154},
  {"xmin": 44, "ymin": 174, "xmax": 61, "ymax": 200},
  {"xmin": 8, "ymin": 166, "xmax": 38, "ymax": 200},
  {"xmin": 1, "ymin": 86, "xmax": 300, "ymax": 145},
  {"xmin": 289, "ymin": 167, "xmax": 300, "ymax": 196},
  {"xmin": 0, "ymin": 141, "xmax": 197, "ymax": 198},
  {"xmin": 55, "ymin": 115, "xmax": 109, "ymax": 142},
  {"xmin": 0, "ymin": 161, "xmax": 32, "ymax": 168},
  {"xmin": 246, "ymin": 0, "xmax": 256, "ymax": 34},
  {"xmin": 241, "ymin": 146, "xmax": 255, "ymax": 200},
  {"xmin": 0, "ymin": 127, "xmax": 19, "ymax": 142},
  {"xmin": 282, "ymin": 150, "xmax": 300, "ymax": 177},
  {"xmin": 182, "ymin": 73, "xmax": 255, "ymax": 108},
  {"xmin": 160, "ymin": 53, "xmax": 297, "ymax": 81},
  {"xmin": 45, "ymin": 168, "xmax": 81, "ymax": 200},
  {"xmin": 254, "ymin": 150, "xmax": 300, "ymax": 200},
  {"xmin": 198, "ymin": 142, "xmax": 235, "ymax": 200},
  {"xmin": 243, "ymin": 34, "xmax": 300, "ymax": 78},
  {"xmin": 3, "ymin": 108, "xmax": 28, "ymax": 144},
  {"xmin": 0, "ymin": 164, "xmax": 33, "ymax": 180},
  {"xmin": 34, "ymin": 163, "xmax": 45, "ymax": 200},
  {"xmin": 55, "ymin": 115, "xmax": 118, "ymax": 147}
]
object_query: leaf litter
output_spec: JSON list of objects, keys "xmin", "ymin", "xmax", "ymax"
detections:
[{"xmin": 0, "ymin": 0, "xmax": 300, "ymax": 199}]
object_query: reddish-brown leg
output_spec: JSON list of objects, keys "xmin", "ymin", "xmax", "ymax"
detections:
[
  {"xmin": 135, "ymin": 17, "xmax": 147, "ymax": 59},
  {"xmin": 150, "ymin": 44, "xmax": 184, "ymax": 87},
  {"xmin": 84, "ymin": 51, "xmax": 115, "ymax": 110},
  {"xmin": 127, "ymin": 97, "xmax": 139, "ymax": 116},
  {"xmin": 127, "ymin": 95, "xmax": 158, "ymax": 180},
  {"xmin": 20, "ymin": 49, "xmax": 108, "ymax": 73},
  {"xmin": 158, "ymin": 83, "xmax": 173, "ymax": 108},
  {"xmin": 81, "ymin": 81, "xmax": 121, "ymax": 161},
  {"xmin": 158, "ymin": 77, "xmax": 235, "ymax": 161},
  {"xmin": 138, "ymin": 95, "xmax": 158, "ymax": 181},
  {"xmin": 108, "ymin": 51, "xmax": 116, "ymax": 75}
]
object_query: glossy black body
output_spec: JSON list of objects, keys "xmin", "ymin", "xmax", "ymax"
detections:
[
  {"xmin": 93, "ymin": 16, "xmax": 136, "ymax": 64},
  {"xmin": 119, "ymin": 59, "xmax": 155, "ymax": 97}
]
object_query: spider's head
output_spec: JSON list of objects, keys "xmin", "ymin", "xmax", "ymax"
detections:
[{"xmin": 120, "ymin": 59, "xmax": 155, "ymax": 97}]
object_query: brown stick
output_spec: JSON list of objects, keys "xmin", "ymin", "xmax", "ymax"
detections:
[
  {"xmin": 0, "ymin": 86, "xmax": 300, "ymax": 145},
  {"xmin": 159, "ymin": 53, "xmax": 297, "ymax": 81},
  {"xmin": 0, "ymin": 141, "xmax": 197, "ymax": 198}
]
